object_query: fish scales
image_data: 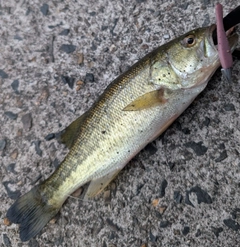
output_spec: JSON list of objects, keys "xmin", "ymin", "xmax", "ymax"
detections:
[{"xmin": 6, "ymin": 24, "xmax": 239, "ymax": 241}]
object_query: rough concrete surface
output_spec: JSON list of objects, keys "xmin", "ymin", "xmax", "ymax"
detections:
[{"xmin": 0, "ymin": 0, "xmax": 240, "ymax": 246}]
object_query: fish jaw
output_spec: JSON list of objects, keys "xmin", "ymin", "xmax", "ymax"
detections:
[{"xmin": 164, "ymin": 25, "xmax": 238, "ymax": 89}]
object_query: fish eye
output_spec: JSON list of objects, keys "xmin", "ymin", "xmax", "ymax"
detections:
[{"xmin": 182, "ymin": 34, "xmax": 196, "ymax": 47}]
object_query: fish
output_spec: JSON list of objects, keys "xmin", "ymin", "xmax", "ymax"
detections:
[{"xmin": 6, "ymin": 21, "xmax": 239, "ymax": 241}]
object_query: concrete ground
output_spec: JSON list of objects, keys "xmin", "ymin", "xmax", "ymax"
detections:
[{"xmin": 0, "ymin": 0, "xmax": 240, "ymax": 246}]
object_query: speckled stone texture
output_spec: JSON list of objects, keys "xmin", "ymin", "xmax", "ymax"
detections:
[{"xmin": 1, "ymin": 0, "xmax": 240, "ymax": 246}]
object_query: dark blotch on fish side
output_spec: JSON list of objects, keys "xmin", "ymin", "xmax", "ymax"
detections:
[
  {"xmin": 4, "ymin": 111, "xmax": 18, "ymax": 120},
  {"xmin": 159, "ymin": 179, "xmax": 168, "ymax": 198},
  {"xmin": 215, "ymin": 150, "xmax": 228, "ymax": 162},
  {"xmin": 185, "ymin": 185, "xmax": 212, "ymax": 207},
  {"xmin": 3, "ymin": 181, "xmax": 21, "ymax": 200},
  {"xmin": 223, "ymin": 103, "xmax": 236, "ymax": 111},
  {"xmin": 60, "ymin": 44, "xmax": 76, "ymax": 54},
  {"xmin": 211, "ymin": 227, "xmax": 223, "ymax": 238},
  {"xmin": 61, "ymin": 75, "xmax": 75, "ymax": 89},
  {"xmin": 184, "ymin": 141, "xmax": 208, "ymax": 156},
  {"xmin": 0, "ymin": 69, "xmax": 8, "ymax": 78},
  {"xmin": 223, "ymin": 218, "xmax": 240, "ymax": 231},
  {"xmin": 59, "ymin": 29, "xmax": 70, "ymax": 36},
  {"xmin": 21, "ymin": 113, "xmax": 32, "ymax": 131},
  {"xmin": 11, "ymin": 79, "xmax": 19, "ymax": 94},
  {"xmin": 173, "ymin": 191, "xmax": 183, "ymax": 204},
  {"xmin": 182, "ymin": 226, "xmax": 190, "ymax": 236},
  {"xmin": 85, "ymin": 73, "xmax": 95, "ymax": 83},
  {"xmin": 3, "ymin": 234, "xmax": 11, "ymax": 247},
  {"xmin": 40, "ymin": 3, "xmax": 49, "ymax": 16}
]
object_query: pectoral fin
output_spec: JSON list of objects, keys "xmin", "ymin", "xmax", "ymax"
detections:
[
  {"xmin": 84, "ymin": 169, "xmax": 121, "ymax": 200},
  {"xmin": 123, "ymin": 88, "xmax": 167, "ymax": 111},
  {"xmin": 60, "ymin": 112, "xmax": 88, "ymax": 149}
]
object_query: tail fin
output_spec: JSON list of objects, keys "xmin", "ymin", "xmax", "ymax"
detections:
[{"xmin": 6, "ymin": 185, "xmax": 60, "ymax": 241}]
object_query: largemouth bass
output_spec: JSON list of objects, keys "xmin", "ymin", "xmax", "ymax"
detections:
[{"xmin": 6, "ymin": 24, "xmax": 238, "ymax": 241}]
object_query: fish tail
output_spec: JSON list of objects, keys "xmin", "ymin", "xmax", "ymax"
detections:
[{"xmin": 6, "ymin": 185, "xmax": 60, "ymax": 241}]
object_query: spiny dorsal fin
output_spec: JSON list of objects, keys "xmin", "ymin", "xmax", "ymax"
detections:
[
  {"xmin": 123, "ymin": 88, "xmax": 167, "ymax": 111},
  {"xmin": 60, "ymin": 111, "xmax": 88, "ymax": 149}
]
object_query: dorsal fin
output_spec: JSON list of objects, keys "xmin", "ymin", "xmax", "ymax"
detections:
[{"xmin": 60, "ymin": 111, "xmax": 88, "ymax": 149}]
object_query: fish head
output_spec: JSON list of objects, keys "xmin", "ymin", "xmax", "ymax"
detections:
[{"xmin": 165, "ymin": 25, "xmax": 238, "ymax": 89}]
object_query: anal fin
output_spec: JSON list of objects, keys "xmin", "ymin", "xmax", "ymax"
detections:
[{"xmin": 84, "ymin": 169, "xmax": 121, "ymax": 200}]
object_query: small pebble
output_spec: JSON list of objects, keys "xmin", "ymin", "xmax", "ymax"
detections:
[
  {"xmin": 0, "ymin": 69, "xmax": 8, "ymax": 78},
  {"xmin": 182, "ymin": 226, "xmax": 190, "ymax": 236},
  {"xmin": 60, "ymin": 44, "xmax": 76, "ymax": 54},
  {"xmin": 152, "ymin": 199, "xmax": 160, "ymax": 207},
  {"xmin": 3, "ymin": 234, "xmax": 11, "ymax": 247},
  {"xmin": 149, "ymin": 230, "xmax": 157, "ymax": 242},
  {"xmin": 21, "ymin": 113, "xmax": 32, "ymax": 131},
  {"xmin": 106, "ymin": 218, "xmax": 120, "ymax": 231},
  {"xmin": 159, "ymin": 179, "xmax": 168, "ymax": 198},
  {"xmin": 10, "ymin": 149, "xmax": 18, "ymax": 160},
  {"xmin": 185, "ymin": 185, "xmax": 212, "ymax": 207},
  {"xmin": 184, "ymin": 141, "xmax": 208, "ymax": 156},
  {"xmin": 163, "ymin": 34, "xmax": 170, "ymax": 39},
  {"xmin": 33, "ymin": 140, "xmax": 42, "ymax": 156},
  {"xmin": 223, "ymin": 103, "xmax": 235, "ymax": 111},
  {"xmin": 3, "ymin": 217, "xmax": 11, "ymax": 226},
  {"xmin": 3, "ymin": 181, "xmax": 21, "ymax": 199},
  {"xmin": 159, "ymin": 206, "xmax": 167, "ymax": 214},
  {"xmin": 84, "ymin": 73, "xmax": 95, "ymax": 83},
  {"xmin": 45, "ymin": 133, "xmax": 55, "ymax": 141},
  {"xmin": 7, "ymin": 163, "xmax": 16, "ymax": 173},
  {"xmin": 59, "ymin": 29, "xmax": 70, "ymax": 36},
  {"xmin": 211, "ymin": 227, "xmax": 223, "ymax": 237},
  {"xmin": 215, "ymin": 150, "xmax": 228, "ymax": 162},
  {"xmin": 173, "ymin": 191, "xmax": 183, "ymax": 204},
  {"xmin": 0, "ymin": 138, "xmax": 7, "ymax": 151},
  {"xmin": 61, "ymin": 75, "xmax": 75, "ymax": 89},
  {"xmin": 11, "ymin": 79, "xmax": 19, "ymax": 93},
  {"xmin": 77, "ymin": 53, "xmax": 84, "ymax": 65},
  {"xmin": 4, "ymin": 111, "xmax": 18, "ymax": 120},
  {"xmin": 145, "ymin": 143, "xmax": 158, "ymax": 155},
  {"xmin": 223, "ymin": 218, "xmax": 240, "ymax": 231},
  {"xmin": 40, "ymin": 3, "xmax": 49, "ymax": 16},
  {"xmin": 160, "ymin": 220, "xmax": 170, "ymax": 228}
]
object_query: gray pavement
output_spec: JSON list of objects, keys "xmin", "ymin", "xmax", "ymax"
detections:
[{"xmin": 0, "ymin": 0, "xmax": 240, "ymax": 246}]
